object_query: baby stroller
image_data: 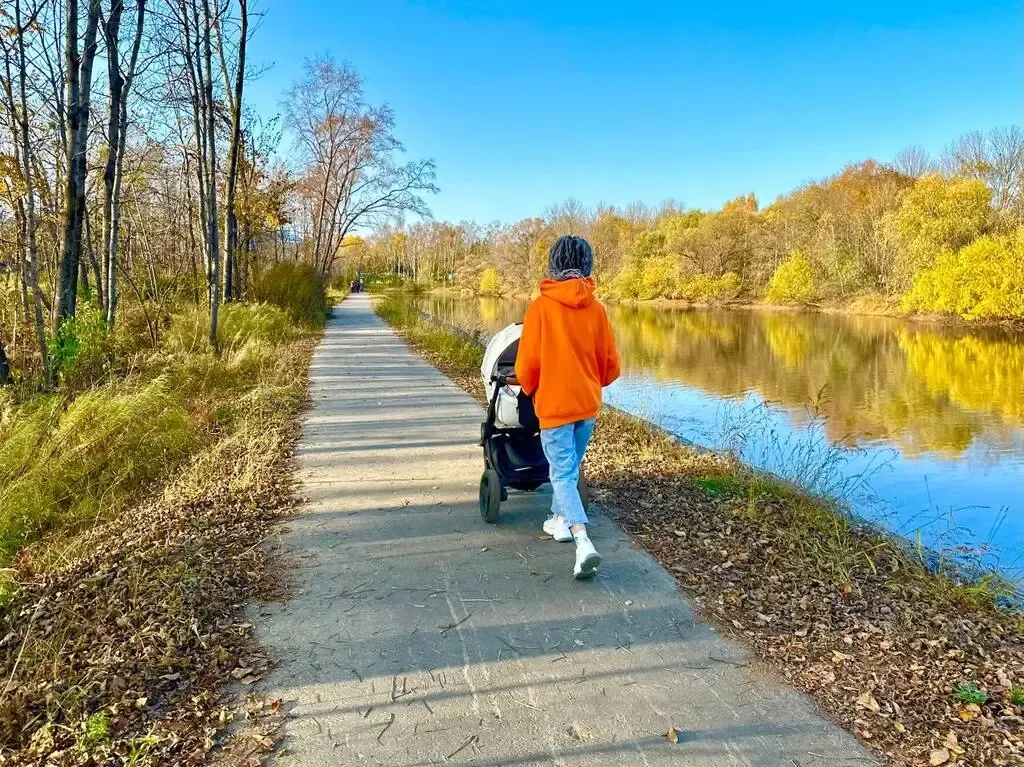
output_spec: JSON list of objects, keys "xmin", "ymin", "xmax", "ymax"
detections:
[{"xmin": 478, "ymin": 323, "xmax": 589, "ymax": 522}]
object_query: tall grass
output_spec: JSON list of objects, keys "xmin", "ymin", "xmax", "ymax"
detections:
[
  {"xmin": 0, "ymin": 296, "xmax": 318, "ymax": 568},
  {"xmin": 250, "ymin": 262, "xmax": 329, "ymax": 328},
  {"xmin": 0, "ymin": 380, "xmax": 194, "ymax": 562}
]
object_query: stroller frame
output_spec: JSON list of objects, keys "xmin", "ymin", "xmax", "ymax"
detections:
[{"xmin": 477, "ymin": 372, "xmax": 589, "ymax": 523}]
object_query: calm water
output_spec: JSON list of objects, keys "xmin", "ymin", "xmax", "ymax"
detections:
[{"xmin": 415, "ymin": 295, "xmax": 1024, "ymax": 578}]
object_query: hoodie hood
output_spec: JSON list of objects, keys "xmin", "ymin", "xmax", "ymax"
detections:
[{"xmin": 539, "ymin": 277, "xmax": 596, "ymax": 309}]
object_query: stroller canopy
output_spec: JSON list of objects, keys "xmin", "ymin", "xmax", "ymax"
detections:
[{"xmin": 481, "ymin": 323, "xmax": 522, "ymax": 383}]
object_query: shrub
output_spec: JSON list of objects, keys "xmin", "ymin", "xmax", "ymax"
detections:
[
  {"xmin": 886, "ymin": 174, "xmax": 991, "ymax": 289},
  {"xmin": 479, "ymin": 267, "xmax": 502, "ymax": 296},
  {"xmin": 250, "ymin": 261, "xmax": 328, "ymax": 328},
  {"xmin": 766, "ymin": 252, "xmax": 817, "ymax": 304},
  {"xmin": 901, "ymin": 230, "xmax": 1024, "ymax": 320},
  {"xmin": 637, "ymin": 255, "xmax": 678, "ymax": 300},
  {"xmin": 679, "ymin": 272, "xmax": 742, "ymax": 302},
  {"xmin": 606, "ymin": 261, "xmax": 642, "ymax": 300},
  {"xmin": 50, "ymin": 301, "xmax": 114, "ymax": 389}
]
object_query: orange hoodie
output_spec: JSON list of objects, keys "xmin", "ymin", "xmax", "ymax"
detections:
[{"xmin": 515, "ymin": 278, "xmax": 622, "ymax": 429}]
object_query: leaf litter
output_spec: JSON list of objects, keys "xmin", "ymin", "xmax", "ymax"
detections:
[
  {"xmin": 0, "ymin": 338, "xmax": 316, "ymax": 765},
  {"xmin": 393, "ymin": 317, "xmax": 1024, "ymax": 767}
]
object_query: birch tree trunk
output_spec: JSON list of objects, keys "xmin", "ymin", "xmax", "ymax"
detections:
[
  {"xmin": 102, "ymin": 0, "xmax": 147, "ymax": 328},
  {"xmin": 13, "ymin": 0, "xmax": 52, "ymax": 386},
  {"xmin": 201, "ymin": 0, "xmax": 220, "ymax": 349}
]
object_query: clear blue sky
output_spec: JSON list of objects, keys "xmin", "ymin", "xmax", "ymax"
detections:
[{"xmin": 245, "ymin": 0, "xmax": 1024, "ymax": 225}]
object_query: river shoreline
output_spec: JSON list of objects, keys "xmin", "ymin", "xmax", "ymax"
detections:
[
  {"xmin": 376, "ymin": 293, "xmax": 1024, "ymax": 767},
  {"xmin": 424, "ymin": 286, "xmax": 1024, "ymax": 332}
]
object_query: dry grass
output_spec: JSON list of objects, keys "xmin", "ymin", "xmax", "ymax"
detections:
[{"xmin": 0, "ymin": 302, "xmax": 319, "ymax": 765}]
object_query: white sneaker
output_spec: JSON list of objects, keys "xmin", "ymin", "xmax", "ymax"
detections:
[
  {"xmin": 573, "ymin": 536, "xmax": 601, "ymax": 580},
  {"xmin": 543, "ymin": 515, "xmax": 573, "ymax": 542}
]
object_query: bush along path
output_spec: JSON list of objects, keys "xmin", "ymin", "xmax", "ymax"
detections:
[
  {"xmin": 376, "ymin": 294, "xmax": 1024, "ymax": 767},
  {"xmin": 0, "ymin": 288, "xmax": 321, "ymax": 765}
]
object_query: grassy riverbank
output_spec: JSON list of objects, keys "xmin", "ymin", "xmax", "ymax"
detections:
[
  {"xmin": 375, "ymin": 292, "xmax": 1024, "ymax": 767},
  {"xmin": 0, "ymin": 269, "xmax": 326, "ymax": 765}
]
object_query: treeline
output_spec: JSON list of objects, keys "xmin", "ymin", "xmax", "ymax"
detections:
[
  {"xmin": 348, "ymin": 126, "xmax": 1024, "ymax": 321},
  {"xmin": 0, "ymin": 1, "xmax": 434, "ymax": 391}
]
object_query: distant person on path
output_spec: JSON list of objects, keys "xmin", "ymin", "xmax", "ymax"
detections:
[{"xmin": 515, "ymin": 235, "xmax": 621, "ymax": 579}]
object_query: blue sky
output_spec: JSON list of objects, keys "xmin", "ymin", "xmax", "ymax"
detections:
[{"xmin": 245, "ymin": 0, "xmax": 1024, "ymax": 225}]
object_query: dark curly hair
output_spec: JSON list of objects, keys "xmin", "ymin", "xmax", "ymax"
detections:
[{"xmin": 548, "ymin": 235, "xmax": 594, "ymax": 281}]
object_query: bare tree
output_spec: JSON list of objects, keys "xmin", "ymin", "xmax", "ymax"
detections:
[
  {"xmin": 57, "ymin": 0, "xmax": 102, "ymax": 325},
  {"xmin": 214, "ymin": 0, "xmax": 248, "ymax": 301},
  {"xmin": 284, "ymin": 55, "xmax": 437, "ymax": 275},
  {"xmin": 942, "ymin": 126, "xmax": 1024, "ymax": 217},
  {"xmin": 6, "ymin": 0, "xmax": 51, "ymax": 385},
  {"xmin": 173, "ymin": 0, "xmax": 222, "ymax": 348},
  {"xmin": 893, "ymin": 144, "xmax": 933, "ymax": 178},
  {"xmin": 101, "ymin": 0, "xmax": 148, "ymax": 328}
]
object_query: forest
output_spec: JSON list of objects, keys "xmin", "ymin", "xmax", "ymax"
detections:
[
  {"xmin": 349, "ymin": 128, "xmax": 1024, "ymax": 321},
  {"xmin": 0, "ymin": 1, "xmax": 435, "ymax": 391}
]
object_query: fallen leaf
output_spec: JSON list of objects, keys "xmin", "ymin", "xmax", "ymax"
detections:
[
  {"xmin": 231, "ymin": 667, "xmax": 254, "ymax": 680},
  {"xmin": 832, "ymin": 650, "xmax": 854, "ymax": 663},
  {"xmin": 666, "ymin": 727, "xmax": 683, "ymax": 744},
  {"xmin": 856, "ymin": 692, "xmax": 881, "ymax": 713},
  {"xmin": 929, "ymin": 747, "xmax": 950, "ymax": 766},
  {"xmin": 894, "ymin": 722, "xmax": 906, "ymax": 734},
  {"xmin": 624, "ymin": 600, "xmax": 633, "ymax": 606},
  {"xmin": 250, "ymin": 732, "xmax": 274, "ymax": 750},
  {"xmin": 269, "ymin": 698, "xmax": 283, "ymax": 712}
]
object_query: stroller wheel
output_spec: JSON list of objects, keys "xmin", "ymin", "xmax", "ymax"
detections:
[
  {"xmin": 479, "ymin": 469, "xmax": 502, "ymax": 523},
  {"xmin": 578, "ymin": 471, "xmax": 591, "ymax": 511}
]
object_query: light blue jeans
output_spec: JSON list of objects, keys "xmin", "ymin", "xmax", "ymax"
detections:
[{"xmin": 540, "ymin": 418, "xmax": 596, "ymax": 528}]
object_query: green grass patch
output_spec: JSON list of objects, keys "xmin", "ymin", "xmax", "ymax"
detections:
[
  {"xmin": 953, "ymin": 683, "xmax": 988, "ymax": 706},
  {"xmin": 692, "ymin": 475, "xmax": 745, "ymax": 497},
  {"xmin": 0, "ymin": 295, "xmax": 319, "ymax": 570},
  {"xmin": 1011, "ymin": 688, "xmax": 1024, "ymax": 706}
]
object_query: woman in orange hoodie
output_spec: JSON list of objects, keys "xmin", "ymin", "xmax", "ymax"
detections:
[{"xmin": 515, "ymin": 235, "xmax": 621, "ymax": 579}]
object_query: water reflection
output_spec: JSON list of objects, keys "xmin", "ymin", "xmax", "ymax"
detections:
[{"xmin": 416, "ymin": 295, "xmax": 1024, "ymax": 571}]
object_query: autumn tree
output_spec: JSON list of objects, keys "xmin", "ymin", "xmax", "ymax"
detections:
[
  {"xmin": 284, "ymin": 55, "xmax": 437, "ymax": 276},
  {"xmin": 884, "ymin": 174, "xmax": 992, "ymax": 289}
]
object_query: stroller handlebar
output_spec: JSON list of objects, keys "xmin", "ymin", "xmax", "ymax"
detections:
[{"xmin": 492, "ymin": 374, "xmax": 520, "ymax": 387}]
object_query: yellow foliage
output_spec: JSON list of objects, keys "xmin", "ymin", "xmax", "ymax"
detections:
[
  {"xmin": 888, "ymin": 174, "xmax": 991, "ymax": 287},
  {"xmin": 637, "ymin": 255, "xmax": 678, "ymax": 300},
  {"xmin": 478, "ymin": 267, "xmax": 502, "ymax": 296},
  {"xmin": 901, "ymin": 230, "xmax": 1024, "ymax": 320},
  {"xmin": 766, "ymin": 251, "xmax": 817, "ymax": 304},
  {"xmin": 678, "ymin": 272, "xmax": 742, "ymax": 301}
]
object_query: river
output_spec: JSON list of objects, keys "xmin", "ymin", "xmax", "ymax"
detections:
[{"xmin": 413, "ymin": 294, "xmax": 1024, "ymax": 580}]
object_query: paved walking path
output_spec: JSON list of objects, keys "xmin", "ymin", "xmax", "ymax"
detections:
[{"xmin": 252, "ymin": 294, "xmax": 873, "ymax": 766}]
